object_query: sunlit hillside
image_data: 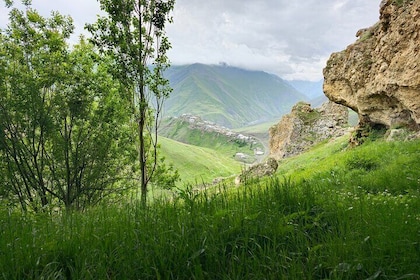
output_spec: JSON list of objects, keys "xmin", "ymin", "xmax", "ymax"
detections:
[{"xmin": 159, "ymin": 136, "xmax": 241, "ymax": 185}]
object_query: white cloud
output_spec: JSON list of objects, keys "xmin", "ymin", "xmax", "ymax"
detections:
[
  {"xmin": 166, "ymin": 0, "xmax": 380, "ymax": 80},
  {"xmin": 0, "ymin": 0, "xmax": 380, "ymax": 81}
]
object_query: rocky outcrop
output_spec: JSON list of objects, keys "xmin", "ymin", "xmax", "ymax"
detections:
[
  {"xmin": 235, "ymin": 158, "xmax": 278, "ymax": 185},
  {"xmin": 269, "ymin": 101, "xmax": 349, "ymax": 160},
  {"xmin": 323, "ymin": 0, "xmax": 420, "ymax": 130}
]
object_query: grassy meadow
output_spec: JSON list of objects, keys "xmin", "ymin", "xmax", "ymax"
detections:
[
  {"xmin": 1, "ymin": 136, "xmax": 419, "ymax": 279},
  {"xmin": 158, "ymin": 136, "xmax": 241, "ymax": 184}
]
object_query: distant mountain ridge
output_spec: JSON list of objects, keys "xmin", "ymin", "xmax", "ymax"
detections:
[{"xmin": 163, "ymin": 63, "xmax": 306, "ymax": 128}]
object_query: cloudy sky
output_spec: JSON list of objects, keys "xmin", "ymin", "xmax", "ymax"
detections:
[{"xmin": 0, "ymin": 0, "xmax": 380, "ymax": 81}]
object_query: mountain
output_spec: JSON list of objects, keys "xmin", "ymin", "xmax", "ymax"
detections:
[
  {"xmin": 159, "ymin": 114, "xmax": 265, "ymax": 164},
  {"xmin": 163, "ymin": 63, "xmax": 306, "ymax": 128}
]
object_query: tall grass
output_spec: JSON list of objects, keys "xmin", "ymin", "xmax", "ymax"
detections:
[{"xmin": 1, "ymin": 139, "xmax": 419, "ymax": 279}]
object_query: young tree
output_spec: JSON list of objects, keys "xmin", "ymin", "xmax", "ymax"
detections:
[
  {"xmin": 0, "ymin": 2, "xmax": 136, "ymax": 211},
  {"xmin": 87, "ymin": 0, "xmax": 175, "ymax": 205},
  {"xmin": 47, "ymin": 38, "xmax": 136, "ymax": 210},
  {"xmin": 0, "ymin": 4, "xmax": 74, "ymax": 211}
]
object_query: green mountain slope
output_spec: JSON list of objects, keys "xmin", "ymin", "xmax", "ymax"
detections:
[
  {"xmin": 164, "ymin": 64, "xmax": 306, "ymax": 128},
  {"xmin": 159, "ymin": 116, "xmax": 264, "ymax": 164},
  {"xmin": 159, "ymin": 137, "xmax": 241, "ymax": 185}
]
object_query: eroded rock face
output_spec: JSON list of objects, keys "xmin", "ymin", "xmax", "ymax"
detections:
[
  {"xmin": 269, "ymin": 101, "xmax": 348, "ymax": 160},
  {"xmin": 323, "ymin": 0, "xmax": 420, "ymax": 130}
]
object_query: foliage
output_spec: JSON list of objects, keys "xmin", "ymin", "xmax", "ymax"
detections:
[
  {"xmin": 150, "ymin": 155, "xmax": 180, "ymax": 190},
  {"xmin": 294, "ymin": 101, "xmax": 322, "ymax": 125},
  {"xmin": 358, "ymin": 30, "xmax": 373, "ymax": 43},
  {"xmin": 392, "ymin": 0, "xmax": 411, "ymax": 7},
  {"xmin": 349, "ymin": 124, "xmax": 388, "ymax": 146},
  {"xmin": 0, "ymin": 3, "xmax": 136, "ymax": 211},
  {"xmin": 87, "ymin": 0, "xmax": 175, "ymax": 205}
]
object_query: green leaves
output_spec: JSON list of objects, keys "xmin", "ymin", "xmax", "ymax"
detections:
[
  {"xmin": 88, "ymin": 0, "xmax": 176, "ymax": 204},
  {"xmin": 1, "ymin": 0, "xmax": 177, "ymax": 209},
  {"xmin": 0, "ymin": 3, "xmax": 136, "ymax": 211}
]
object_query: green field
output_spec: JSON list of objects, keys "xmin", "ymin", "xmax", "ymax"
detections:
[
  {"xmin": 234, "ymin": 120, "xmax": 278, "ymax": 145},
  {"xmin": 159, "ymin": 136, "xmax": 242, "ymax": 185},
  {"xmin": 1, "ymin": 137, "xmax": 419, "ymax": 279}
]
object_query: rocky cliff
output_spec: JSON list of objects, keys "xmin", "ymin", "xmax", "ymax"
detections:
[
  {"xmin": 269, "ymin": 101, "xmax": 349, "ymax": 159},
  {"xmin": 323, "ymin": 0, "xmax": 420, "ymax": 130}
]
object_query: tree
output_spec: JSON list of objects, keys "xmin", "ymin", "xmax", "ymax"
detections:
[
  {"xmin": 0, "ymin": 2, "xmax": 136, "ymax": 211},
  {"xmin": 47, "ymin": 38, "xmax": 136, "ymax": 210},
  {"xmin": 87, "ymin": 0, "xmax": 175, "ymax": 205},
  {"xmin": 0, "ymin": 4, "xmax": 74, "ymax": 211}
]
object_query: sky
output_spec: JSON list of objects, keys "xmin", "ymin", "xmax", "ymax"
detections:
[{"xmin": 0, "ymin": 0, "xmax": 380, "ymax": 81}]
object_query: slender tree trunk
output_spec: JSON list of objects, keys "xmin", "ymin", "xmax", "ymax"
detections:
[
  {"xmin": 138, "ymin": 0, "xmax": 147, "ymax": 206},
  {"xmin": 139, "ymin": 101, "xmax": 147, "ymax": 206}
]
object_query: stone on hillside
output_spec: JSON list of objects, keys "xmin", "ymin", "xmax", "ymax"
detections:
[{"xmin": 235, "ymin": 158, "xmax": 278, "ymax": 185}]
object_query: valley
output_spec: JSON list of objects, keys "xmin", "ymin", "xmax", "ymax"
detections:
[
  {"xmin": 158, "ymin": 114, "xmax": 267, "ymax": 186},
  {"xmin": 159, "ymin": 63, "xmax": 327, "ymax": 186},
  {"xmin": 163, "ymin": 63, "xmax": 319, "ymax": 128}
]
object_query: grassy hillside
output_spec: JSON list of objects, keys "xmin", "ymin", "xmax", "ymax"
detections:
[
  {"xmin": 159, "ymin": 117, "xmax": 263, "ymax": 162},
  {"xmin": 1, "ymin": 137, "xmax": 419, "ymax": 279},
  {"xmin": 159, "ymin": 136, "xmax": 241, "ymax": 185},
  {"xmin": 277, "ymin": 135, "xmax": 420, "ymax": 190},
  {"xmin": 164, "ymin": 64, "xmax": 306, "ymax": 128}
]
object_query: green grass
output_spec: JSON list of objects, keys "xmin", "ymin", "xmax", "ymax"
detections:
[
  {"xmin": 1, "ymin": 138, "xmax": 419, "ymax": 279},
  {"xmin": 277, "ymin": 135, "xmax": 420, "ymax": 194},
  {"xmin": 159, "ymin": 136, "xmax": 241, "ymax": 185},
  {"xmin": 234, "ymin": 120, "xmax": 277, "ymax": 144}
]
